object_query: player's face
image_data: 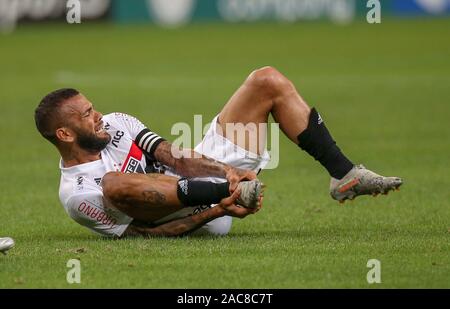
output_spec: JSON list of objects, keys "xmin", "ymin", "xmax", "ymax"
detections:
[{"xmin": 64, "ymin": 94, "xmax": 111, "ymax": 152}]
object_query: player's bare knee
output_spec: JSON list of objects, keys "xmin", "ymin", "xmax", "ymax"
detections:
[
  {"xmin": 247, "ymin": 66, "xmax": 292, "ymax": 96},
  {"xmin": 247, "ymin": 66, "xmax": 280, "ymax": 88}
]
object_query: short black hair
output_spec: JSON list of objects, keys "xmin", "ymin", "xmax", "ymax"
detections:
[{"xmin": 35, "ymin": 88, "xmax": 80, "ymax": 145}]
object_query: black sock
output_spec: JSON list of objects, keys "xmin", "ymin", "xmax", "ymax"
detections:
[
  {"xmin": 297, "ymin": 108, "xmax": 354, "ymax": 179},
  {"xmin": 177, "ymin": 178, "xmax": 230, "ymax": 206}
]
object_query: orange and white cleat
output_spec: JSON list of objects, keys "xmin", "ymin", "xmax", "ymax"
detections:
[{"xmin": 330, "ymin": 164, "xmax": 402, "ymax": 203}]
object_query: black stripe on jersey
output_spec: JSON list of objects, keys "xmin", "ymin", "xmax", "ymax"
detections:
[{"xmin": 135, "ymin": 128, "xmax": 165, "ymax": 160}]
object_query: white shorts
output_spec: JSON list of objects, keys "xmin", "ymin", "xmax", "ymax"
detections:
[
  {"xmin": 195, "ymin": 115, "xmax": 271, "ymax": 175},
  {"xmin": 156, "ymin": 115, "xmax": 270, "ymax": 236}
]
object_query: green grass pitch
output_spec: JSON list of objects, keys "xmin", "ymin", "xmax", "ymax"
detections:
[{"xmin": 0, "ymin": 19, "xmax": 449, "ymax": 288}]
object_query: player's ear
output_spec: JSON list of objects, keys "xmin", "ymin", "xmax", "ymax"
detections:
[{"xmin": 55, "ymin": 127, "xmax": 75, "ymax": 143}]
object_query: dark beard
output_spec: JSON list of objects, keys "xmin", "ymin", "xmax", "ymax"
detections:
[{"xmin": 76, "ymin": 130, "xmax": 111, "ymax": 153}]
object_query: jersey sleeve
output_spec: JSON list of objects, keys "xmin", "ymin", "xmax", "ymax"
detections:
[
  {"xmin": 111, "ymin": 113, "xmax": 166, "ymax": 160},
  {"xmin": 65, "ymin": 191, "xmax": 133, "ymax": 238}
]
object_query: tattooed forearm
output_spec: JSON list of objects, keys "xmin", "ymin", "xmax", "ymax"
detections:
[
  {"xmin": 176, "ymin": 153, "xmax": 230, "ymax": 178},
  {"xmin": 178, "ymin": 154, "xmax": 229, "ymax": 178},
  {"xmin": 122, "ymin": 206, "xmax": 226, "ymax": 238},
  {"xmin": 142, "ymin": 190, "xmax": 166, "ymax": 205},
  {"xmin": 154, "ymin": 141, "xmax": 230, "ymax": 178}
]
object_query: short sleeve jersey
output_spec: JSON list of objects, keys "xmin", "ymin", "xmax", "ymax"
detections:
[{"xmin": 58, "ymin": 113, "xmax": 165, "ymax": 237}]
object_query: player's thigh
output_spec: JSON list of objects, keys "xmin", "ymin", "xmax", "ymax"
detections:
[
  {"xmin": 219, "ymin": 81, "xmax": 270, "ymax": 125},
  {"xmin": 217, "ymin": 83, "xmax": 270, "ymax": 155}
]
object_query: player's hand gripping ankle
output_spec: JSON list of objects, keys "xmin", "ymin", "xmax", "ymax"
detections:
[
  {"xmin": 226, "ymin": 167, "xmax": 257, "ymax": 193},
  {"xmin": 218, "ymin": 189, "xmax": 262, "ymax": 219}
]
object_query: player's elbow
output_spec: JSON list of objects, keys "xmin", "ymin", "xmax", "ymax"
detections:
[{"xmin": 101, "ymin": 172, "xmax": 127, "ymax": 203}]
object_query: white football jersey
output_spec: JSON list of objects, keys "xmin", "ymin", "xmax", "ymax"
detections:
[{"xmin": 58, "ymin": 113, "xmax": 166, "ymax": 237}]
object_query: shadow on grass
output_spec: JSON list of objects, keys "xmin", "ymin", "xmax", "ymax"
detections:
[
  {"xmin": 228, "ymin": 226, "xmax": 446, "ymax": 240},
  {"xmin": 15, "ymin": 224, "xmax": 446, "ymax": 244}
]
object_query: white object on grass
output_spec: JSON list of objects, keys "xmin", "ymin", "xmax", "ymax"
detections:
[{"xmin": 0, "ymin": 237, "xmax": 14, "ymax": 255}]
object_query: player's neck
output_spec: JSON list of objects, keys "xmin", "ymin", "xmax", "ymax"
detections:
[{"xmin": 60, "ymin": 145, "xmax": 102, "ymax": 168}]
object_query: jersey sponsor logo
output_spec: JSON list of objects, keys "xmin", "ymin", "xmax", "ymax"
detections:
[
  {"xmin": 78, "ymin": 202, "xmax": 118, "ymax": 229},
  {"xmin": 111, "ymin": 130, "xmax": 125, "ymax": 148},
  {"xmin": 125, "ymin": 157, "xmax": 140, "ymax": 173},
  {"xmin": 121, "ymin": 142, "xmax": 145, "ymax": 174}
]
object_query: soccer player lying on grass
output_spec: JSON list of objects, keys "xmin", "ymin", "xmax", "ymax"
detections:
[{"xmin": 35, "ymin": 66, "xmax": 402, "ymax": 238}]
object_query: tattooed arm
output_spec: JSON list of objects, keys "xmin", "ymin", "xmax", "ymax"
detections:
[
  {"xmin": 122, "ymin": 189, "xmax": 257, "ymax": 238},
  {"xmin": 123, "ymin": 206, "xmax": 226, "ymax": 237},
  {"xmin": 154, "ymin": 141, "xmax": 257, "ymax": 192}
]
